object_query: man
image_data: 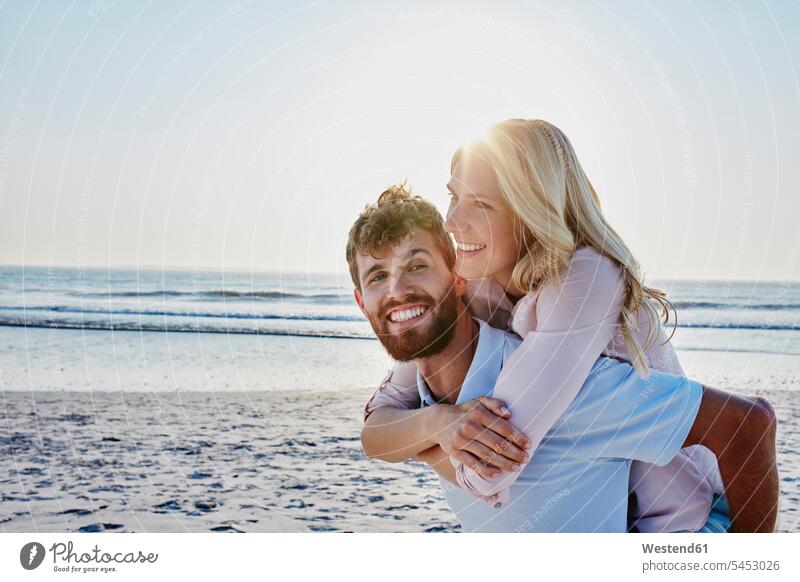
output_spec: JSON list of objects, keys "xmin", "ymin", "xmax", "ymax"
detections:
[{"xmin": 348, "ymin": 184, "xmax": 778, "ymax": 532}]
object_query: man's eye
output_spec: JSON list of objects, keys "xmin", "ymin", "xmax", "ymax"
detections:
[
  {"xmin": 369, "ymin": 273, "xmax": 386, "ymax": 284},
  {"xmin": 447, "ymin": 191, "xmax": 458, "ymax": 200}
]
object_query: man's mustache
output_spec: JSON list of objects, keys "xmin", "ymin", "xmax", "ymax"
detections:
[{"xmin": 378, "ymin": 294, "xmax": 435, "ymax": 319}]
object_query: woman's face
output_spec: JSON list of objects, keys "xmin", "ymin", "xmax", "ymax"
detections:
[{"xmin": 444, "ymin": 150, "xmax": 523, "ymax": 289}]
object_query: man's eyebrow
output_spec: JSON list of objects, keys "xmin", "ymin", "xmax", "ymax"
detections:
[
  {"xmin": 362, "ymin": 261, "xmax": 385, "ymax": 281},
  {"xmin": 362, "ymin": 248, "xmax": 433, "ymax": 282},
  {"xmin": 408, "ymin": 248, "xmax": 434, "ymax": 259}
]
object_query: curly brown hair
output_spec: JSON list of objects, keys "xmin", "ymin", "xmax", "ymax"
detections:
[{"xmin": 346, "ymin": 183, "xmax": 455, "ymax": 290}]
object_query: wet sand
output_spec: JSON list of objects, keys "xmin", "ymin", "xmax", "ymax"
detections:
[
  {"xmin": 1, "ymin": 387, "xmax": 798, "ymax": 533},
  {"xmin": 0, "ymin": 388, "xmax": 456, "ymax": 533}
]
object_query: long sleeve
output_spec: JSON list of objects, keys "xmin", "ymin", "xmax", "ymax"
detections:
[
  {"xmin": 363, "ymin": 360, "xmax": 420, "ymax": 421},
  {"xmin": 452, "ymin": 248, "xmax": 628, "ymax": 499}
]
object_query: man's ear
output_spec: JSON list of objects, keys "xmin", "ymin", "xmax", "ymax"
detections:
[
  {"xmin": 454, "ymin": 273, "xmax": 468, "ymax": 297},
  {"xmin": 353, "ymin": 288, "xmax": 367, "ymax": 316}
]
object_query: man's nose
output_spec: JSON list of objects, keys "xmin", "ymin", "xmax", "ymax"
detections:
[{"xmin": 386, "ymin": 271, "xmax": 413, "ymax": 302}]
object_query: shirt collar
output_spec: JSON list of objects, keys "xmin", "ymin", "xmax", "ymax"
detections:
[{"xmin": 416, "ymin": 318, "xmax": 507, "ymax": 407}]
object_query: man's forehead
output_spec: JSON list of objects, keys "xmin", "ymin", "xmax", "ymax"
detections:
[{"xmin": 356, "ymin": 229, "xmax": 442, "ymax": 268}]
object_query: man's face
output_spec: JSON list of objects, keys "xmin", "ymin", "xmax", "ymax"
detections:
[{"xmin": 354, "ymin": 228, "xmax": 466, "ymax": 361}]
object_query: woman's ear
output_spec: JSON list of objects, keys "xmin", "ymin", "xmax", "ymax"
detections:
[
  {"xmin": 514, "ymin": 217, "xmax": 530, "ymax": 260},
  {"xmin": 454, "ymin": 274, "xmax": 468, "ymax": 297}
]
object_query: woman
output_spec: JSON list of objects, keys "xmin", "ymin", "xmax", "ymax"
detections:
[{"xmin": 362, "ymin": 118, "xmax": 725, "ymax": 532}]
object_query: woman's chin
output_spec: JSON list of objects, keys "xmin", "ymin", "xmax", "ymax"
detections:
[{"xmin": 455, "ymin": 260, "xmax": 492, "ymax": 280}]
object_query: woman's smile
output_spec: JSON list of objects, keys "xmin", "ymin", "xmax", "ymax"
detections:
[{"xmin": 455, "ymin": 241, "xmax": 487, "ymax": 256}]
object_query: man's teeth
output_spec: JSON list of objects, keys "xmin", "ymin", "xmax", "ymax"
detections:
[
  {"xmin": 456, "ymin": 242, "xmax": 486, "ymax": 252},
  {"xmin": 389, "ymin": 306, "xmax": 428, "ymax": 323}
]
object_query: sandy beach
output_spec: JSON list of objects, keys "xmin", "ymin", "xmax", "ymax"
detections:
[
  {"xmin": 0, "ymin": 387, "xmax": 458, "ymax": 533},
  {"xmin": 1, "ymin": 383, "xmax": 798, "ymax": 533}
]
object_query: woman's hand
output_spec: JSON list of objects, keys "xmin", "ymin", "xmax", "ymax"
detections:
[{"xmin": 435, "ymin": 396, "xmax": 531, "ymax": 478}]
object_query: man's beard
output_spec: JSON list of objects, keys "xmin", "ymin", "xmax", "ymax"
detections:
[{"xmin": 367, "ymin": 286, "xmax": 459, "ymax": 362}]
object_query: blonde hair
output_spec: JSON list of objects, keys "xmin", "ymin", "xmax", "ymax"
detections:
[{"xmin": 452, "ymin": 119, "xmax": 675, "ymax": 377}]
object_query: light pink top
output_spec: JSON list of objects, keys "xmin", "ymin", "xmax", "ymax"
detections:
[{"xmin": 364, "ymin": 246, "xmax": 723, "ymax": 532}]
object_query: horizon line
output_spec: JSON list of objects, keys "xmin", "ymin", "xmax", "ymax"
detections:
[{"xmin": 0, "ymin": 263, "xmax": 797, "ymax": 284}]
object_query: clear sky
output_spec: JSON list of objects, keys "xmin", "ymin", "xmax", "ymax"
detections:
[{"xmin": 1, "ymin": 0, "xmax": 798, "ymax": 280}]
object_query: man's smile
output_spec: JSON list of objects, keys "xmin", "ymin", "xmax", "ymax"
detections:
[{"xmin": 385, "ymin": 303, "xmax": 430, "ymax": 324}]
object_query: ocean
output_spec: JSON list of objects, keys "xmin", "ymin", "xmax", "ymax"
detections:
[
  {"xmin": 0, "ymin": 265, "xmax": 798, "ymax": 393},
  {"xmin": 0, "ymin": 265, "xmax": 798, "ymax": 533}
]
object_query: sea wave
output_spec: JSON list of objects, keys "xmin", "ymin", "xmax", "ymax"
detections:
[
  {"xmin": 677, "ymin": 323, "xmax": 800, "ymax": 331},
  {"xmin": 69, "ymin": 289, "xmax": 347, "ymax": 302},
  {"xmin": 671, "ymin": 301, "xmax": 800, "ymax": 310},
  {"xmin": 0, "ymin": 319, "xmax": 372, "ymax": 339},
  {"xmin": 675, "ymin": 346, "xmax": 800, "ymax": 356},
  {"xmin": 51, "ymin": 295, "xmax": 800, "ymax": 310},
  {"xmin": 2, "ymin": 317, "xmax": 799, "ymax": 336},
  {"xmin": 0, "ymin": 305, "xmax": 363, "ymax": 322}
]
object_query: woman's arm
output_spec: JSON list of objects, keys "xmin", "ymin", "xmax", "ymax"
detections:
[{"xmin": 451, "ymin": 250, "xmax": 626, "ymax": 499}]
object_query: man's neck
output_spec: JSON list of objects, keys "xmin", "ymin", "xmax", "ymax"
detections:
[{"xmin": 415, "ymin": 308, "xmax": 479, "ymax": 405}]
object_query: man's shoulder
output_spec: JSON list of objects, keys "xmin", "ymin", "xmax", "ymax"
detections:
[{"xmin": 476, "ymin": 318, "xmax": 522, "ymax": 352}]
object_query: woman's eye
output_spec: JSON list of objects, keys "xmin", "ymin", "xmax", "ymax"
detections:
[
  {"xmin": 409, "ymin": 264, "xmax": 426, "ymax": 272},
  {"xmin": 475, "ymin": 201, "xmax": 491, "ymax": 210}
]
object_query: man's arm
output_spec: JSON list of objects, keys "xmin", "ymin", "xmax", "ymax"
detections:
[
  {"xmin": 413, "ymin": 444, "xmax": 506, "ymax": 508},
  {"xmin": 361, "ymin": 398, "xmax": 530, "ymax": 470},
  {"xmin": 413, "ymin": 445, "xmax": 459, "ymax": 485},
  {"xmin": 361, "ymin": 405, "xmax": 446, "ymax": 462},
  {"xmin": 683, "ymin": 386, "xmax": 779, "ymax": 533}
]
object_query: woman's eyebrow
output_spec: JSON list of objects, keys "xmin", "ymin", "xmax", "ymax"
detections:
[
  {"xmin": 459, "ymin": 190, "xmax": 492, "ymax": 204},
  {"xmin": 447, "ymin": 183, "xmax": 485, "ymax": 199}
]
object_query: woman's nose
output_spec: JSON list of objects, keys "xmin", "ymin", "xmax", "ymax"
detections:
[{"xmin": 445, "ymin": 200, "xmax": 462, "ymax": 234}]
